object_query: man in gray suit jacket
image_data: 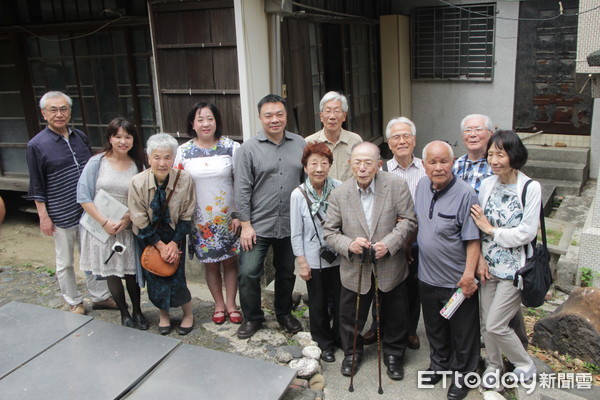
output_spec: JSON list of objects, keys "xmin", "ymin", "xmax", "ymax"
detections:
[{"xmin": 324, "ymin": 142, "xmax": 417, "ymax": 380}]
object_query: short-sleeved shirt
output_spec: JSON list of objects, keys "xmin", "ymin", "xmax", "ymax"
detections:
[
  {"xmin": 305, "ymin": 128, "xmax": 362, "ymax": 182},
  {"xmin": 452, "ymin": 154, "xmax": 493, "ymax": 194},
  {"xmin": 26, "ymin": 127, "xmax": 92, "ymax": 229},
  {"xmin": 415, "ymin": 175, "xmax": 480, "ymax": 288},
  {"xmin": 233, "ymin": 130, "xmax": 306, "ymax": 238}
]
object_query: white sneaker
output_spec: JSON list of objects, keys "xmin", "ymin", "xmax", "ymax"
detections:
[{"xmin": 513, "ymin": 360, "xmax": 536, "ymax": 383}]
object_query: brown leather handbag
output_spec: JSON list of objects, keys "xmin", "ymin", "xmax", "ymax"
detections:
[{"xmin": 140, "ymin": 169, "xmax": 181, "ymax": 277}]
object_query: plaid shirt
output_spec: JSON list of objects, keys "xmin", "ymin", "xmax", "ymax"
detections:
[{"xmin": 452, "ymin": 154, "xmax": 493, "ymax": 194}]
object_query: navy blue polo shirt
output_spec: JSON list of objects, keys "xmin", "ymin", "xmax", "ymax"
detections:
[{"xmin": 26, "ymin": 127, "xmax": 92, "ymax": 229}]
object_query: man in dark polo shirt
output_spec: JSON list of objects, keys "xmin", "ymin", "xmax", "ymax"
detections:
[
  {"xmin": 26, "ymin": 91, "xmax": 115, "ymax": 314},
  {"xmin": 414, "ymin": 141, "xmax": 480, "ymax": 400},
  {"xmin": 234, "ymin": 94, "xmax": 306, "ymax": 339}
]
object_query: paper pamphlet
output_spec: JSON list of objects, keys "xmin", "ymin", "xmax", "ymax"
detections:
[
  {"xmin": 80, "ymin": 189, "xmax": 128, "ymax": 243},
  {"xmin": 439, "ymin": 288, "xmax": 465, "ymax": 320}
]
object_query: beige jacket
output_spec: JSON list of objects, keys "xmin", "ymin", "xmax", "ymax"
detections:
[{"xmin": 128, "ymin": 168, "xmax": 196, "ymax": 235}]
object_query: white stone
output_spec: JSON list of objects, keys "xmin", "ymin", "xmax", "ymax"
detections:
[
  {"xmin": 302, "ymin": 346, "xmax": 322, "ymax": 359},
  {"xmin": 289, "ymin": 357, "xmax": 320, "ymax": 378},
  {"xmin": 482, "ymin": 391, "xmax": 505, "ymax": 400},
  {"xmin": 292, "ymin": 331, "xmax": 313, "ymax": 341},
  {"xmin": 297, "ymin": 338, "xmax": 318, "ymax": 347}
]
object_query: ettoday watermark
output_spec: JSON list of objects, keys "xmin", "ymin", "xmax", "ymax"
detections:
[{"xmin": 417, "ymin": 370, "xmax": 594, "ymax": 394}]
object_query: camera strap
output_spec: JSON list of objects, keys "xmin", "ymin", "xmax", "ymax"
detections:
[{"xmin": 298, "ymin": 184, "xmax": 328, "ymax": 272}]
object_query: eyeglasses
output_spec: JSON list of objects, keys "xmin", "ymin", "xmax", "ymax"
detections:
[
  {"xmin": 322, "ymin": 109, "xmax": 343, "ymax": 117},
  {"xmin": 351, "ymin": 159, "xmax": 376, "ymax": 168},
  {"xmin": 45, "ymin": 106, "xmax": 70, "ymax": 115},
  {"xmin": 389, "ymin": 133, "xmax": 413, "ymax": 142},
  {"xmin": 463, "ymin": 127, "xmax": 488, "ymax": 135}
]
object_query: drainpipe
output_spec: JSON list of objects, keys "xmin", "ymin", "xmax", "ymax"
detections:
[{"xmin": 270, "ymin": 14, "xmax": 282, "ymax": 96}]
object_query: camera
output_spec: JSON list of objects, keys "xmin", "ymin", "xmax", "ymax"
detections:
[
  {"xmin": 112, "ymin": 242, "xmax": 126, "ymax": 254},
  {"xmin": 319, "ymin": 246, "xmax": 338, "ymax": 264}
]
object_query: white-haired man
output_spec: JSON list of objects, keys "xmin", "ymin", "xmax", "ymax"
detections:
[
  {"xmin": 305, "ymin": 91, "xmax": 362, "ymax": 181},
  {"xmin": 26, "ymin": 91, "xmax": 115, "ymax": 314}
]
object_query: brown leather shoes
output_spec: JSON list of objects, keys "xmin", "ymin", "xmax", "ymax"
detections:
[
  {"xmin": 408, "ymin": 335, "xmax": 420, "ymax": 349},
  {"xmin": 92, "ymin": 297, "xmax": 119, "ymax": 310},
  {"xmin": 70, "ymin": 303, "xmax": 86, "ymax": 315}
]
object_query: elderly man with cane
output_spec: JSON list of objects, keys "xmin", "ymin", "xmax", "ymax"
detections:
[{"xmin": 324, "ymin": 142, "xmax": 417, "ymax": 384}]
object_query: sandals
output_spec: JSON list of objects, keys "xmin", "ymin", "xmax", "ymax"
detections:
[
  {"xmin": 212, "ymin": 310, "xmax": 226, "ymax": 325},
  {"xmin": 228, "ymin": 310, "xmax": 243, "ymax": 324}
]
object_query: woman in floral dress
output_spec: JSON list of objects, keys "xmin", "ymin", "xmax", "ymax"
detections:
[{"xmin": 175, "ymin": 102, "xmax": 242, "ymax": 324}]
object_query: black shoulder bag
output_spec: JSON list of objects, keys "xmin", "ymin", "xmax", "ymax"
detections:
[{"xmin": 512, "ymin": 179, "xmax": 553, "ymax": 307}]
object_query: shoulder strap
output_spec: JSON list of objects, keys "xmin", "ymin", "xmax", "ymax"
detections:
[
  {"xmin": 297, "ymin": 185, "xmax": 324, "ymax": 224},
  {"xmin": 382, "ymin": 160, "xmax": 389, "ymax": 172},
  {"xmin": 521, "ymin": 179, "xmax": 546, "ymax": 251}
]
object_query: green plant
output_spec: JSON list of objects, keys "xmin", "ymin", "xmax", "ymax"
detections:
[
  {"xmin": 580, "ymin": 267, "xmax": 593, "ymax": 287},
  {"xmin": 583, "ymin": 362, "xmax": 600, "ymax": 374},
  {"xmin": 291, "ymin": 305, "xmax": 307, "ymax": 319},
  {"xmin": 570, "ymin": 239, "xmax": 578, "ymax": 246},
  {"xmin": 525, "ymin": 307, "xmax": 548, "ymax": 319},
  {"xmin": 36, "ymin": 266, "xmax": 55, "ymax": 277},
  {"xmin": 287, "ymin": 339, "xmax": 300, "ymax": 346}
]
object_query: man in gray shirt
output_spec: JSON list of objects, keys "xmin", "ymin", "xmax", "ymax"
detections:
[
  {"xmin": 234, "ymin": 94, "xmax": 306, "ymax": 339},
  {"xmin": 414, "ymin": 141, "xmax": 480, "ymax": 400}
]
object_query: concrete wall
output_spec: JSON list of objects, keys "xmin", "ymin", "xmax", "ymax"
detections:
[
  {"xmin": 234, "ymin": 0, "xmax": 272, "ymax": 141},
  {"xmin": 408, "ymin": 1, "xmax": 519, "ymax": 157},
  {"xmin": 576, "ymin": 0, "xmax": 600, "ymax": 75}
]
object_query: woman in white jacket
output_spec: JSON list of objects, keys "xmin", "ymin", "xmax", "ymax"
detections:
[{"xmin": 470, "ymin": 130, "xmax": 540, "ymax": 390}]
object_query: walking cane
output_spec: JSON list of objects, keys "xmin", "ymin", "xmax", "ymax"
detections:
[
  {"xmin": 348, "ymin": 246, "xmax": 369, "ymax": 392},
  {"xmin": 371, "ymin": 243, "xmax": 384, "ymax": 394}
]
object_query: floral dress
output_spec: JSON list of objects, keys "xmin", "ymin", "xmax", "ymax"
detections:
[
  {"xmin": 482, "ymin": 183, "xmax": 523, "ymax": 279},
  {"xmin": 175, "ymin": 137, "xmax": 240, "ymax": 263}
]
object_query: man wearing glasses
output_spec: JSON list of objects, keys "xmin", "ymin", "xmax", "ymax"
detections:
[
  {"xmin": 26, "ymin": 91, "xmax": 115, "ymax": 315},
  {"xmin": 452, "ymin": 114, "xmax": 495, "ymax": 193},
  {"xmin": 305, "ymin": 91, "xmax": 362, "ymax": 182}
]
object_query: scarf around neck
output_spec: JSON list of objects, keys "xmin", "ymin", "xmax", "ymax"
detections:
[{"xmin": 305, "ymin": 177, "xmax": 334, "ymax": 217}]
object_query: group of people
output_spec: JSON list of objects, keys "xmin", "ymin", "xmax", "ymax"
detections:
[{"xmin": 27, "ymin": 89, "xmax": 540, "ymax": 399}]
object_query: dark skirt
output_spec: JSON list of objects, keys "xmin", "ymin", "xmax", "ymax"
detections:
[{"xmin": 136, "ymin": 237, "xmax": 191, "ymax": 311}]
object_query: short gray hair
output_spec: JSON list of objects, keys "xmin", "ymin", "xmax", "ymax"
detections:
[
  {"xmin": 460, "ymin": 114, "xmax": 494, "ymax": 133},
  {"xmin": 39, "ymin": 91, "xmax": 72, "ymax": 109},
  {"xmin": 146, "ymin": 133, "xmax": 178, "ymax": 156},
  {"xmin": 422, "ymin": 140, "xmax": 454, "ymax": 161},
  {"xmin": 385, "ymin": 117, "xmax": 416, "ymax": 139},
  {"xmin": 319, "ymin": 91, "xmax": 349, "ymax": 112}
]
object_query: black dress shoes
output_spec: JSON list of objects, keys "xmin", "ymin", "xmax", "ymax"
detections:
[
  {"xmin": 384, "ymin": 355, "xmax": 404, "ymax": 380},
  {"xmin": 320, "ymin": 349, "xmax": 335, "ymax": 363},
  {"xmin": 447, "ymin": 382, "xmax": 469, "ymax": 400},
  {"xmin": 277, "ymin": 314, "xmax": 303, "ymax": 334},
  {"xmin": 341, "ymin": 354, "xmax": 362, "ymax": 376},
  {"xmin": 420, "ymin": 368, "xmax": 443, "ymax": 385},
  {"xmin": 133, "ymin": 312, "xmax": 149, "ymax": 330},
  {"xmin": 237, "ymin": 320, "xmax": 263, "ymax": 339},
  {"xmin": 158, "ymin": 325, "xmax": 172, "ymax": 335}
]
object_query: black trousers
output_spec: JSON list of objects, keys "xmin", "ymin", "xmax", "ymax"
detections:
[
  {"xmin": 306, "ymin": 265, "xmax": 341, "ymax": 351},
  {"xmin": 419, "ymin": 281, "xmax": 480, "ymax": 379},
  {"xmin": 369, "ymin": 243, "xmax": 420, "ymax": 336},
  {"xmin": 339, "ymin": 276, "xmax": 408, "ymax": 358}
]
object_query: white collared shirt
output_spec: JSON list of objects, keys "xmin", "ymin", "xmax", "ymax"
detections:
[
  {"xmin": 356, "ymin": 178, "xmax": 376, "ymax": 234},
  {"xmin": 385, "ymin": 156, "xmax": 426, "ymax": 200}
]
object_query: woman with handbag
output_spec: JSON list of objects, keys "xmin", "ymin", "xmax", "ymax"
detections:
[
  {"xmin": 290, "ymin": 142, "xmax": 342, "ymax": 363},
  {"xmin": 77, "ymin": 118, "xmax": 147, "ymax": 329},
  {"xmin": 174, "ymin": 102, "xmax": 242, "ymax": 325},
  {"xmin": 470, "ymin": 130, "xmax": 540, "ymax": 389},
  {"xmin": 128, "ymin": 133, "xmax": 196, "ymax": 335}
]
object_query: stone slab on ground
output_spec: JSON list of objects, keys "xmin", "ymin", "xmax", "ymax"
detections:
[
  {"xmin": 126, "ymin": 343, "xmax": 297, "ymax": 400},
  {"xmin": 0, "ymin": 317, "xmax": 180, "ymax": 399},
  {"xmin": 0, "ymin": 301, "xmax": 92, "ymax": 379}
]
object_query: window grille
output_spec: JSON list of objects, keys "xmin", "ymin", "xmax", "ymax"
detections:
[{"xmin": 412, "ymin": 3, "xmax": 495, "ymax": 81}]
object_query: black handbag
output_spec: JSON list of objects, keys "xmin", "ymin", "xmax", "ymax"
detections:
[{"xmin": 513, "ymin": 180, "xmax": 553, "ymax": 307}]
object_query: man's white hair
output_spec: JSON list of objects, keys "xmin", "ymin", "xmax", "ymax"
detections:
[
  {"xmin": 460, "ymin": 114, "xmax": 494, "ymax": 133},
  {"xmin": 319, "ymin": 91, "xmax": 349, "ymax": 112},
  {"xmin": 422, "ymin": 140, "xmax": 454, "ymax": 160},
  {"xmin": 39, "ymin": 91, "xmax": 73, "ymax": 109},
  {"xmin": 385, "ymin": 117, "xmax": 416, "ymax": 139}
]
